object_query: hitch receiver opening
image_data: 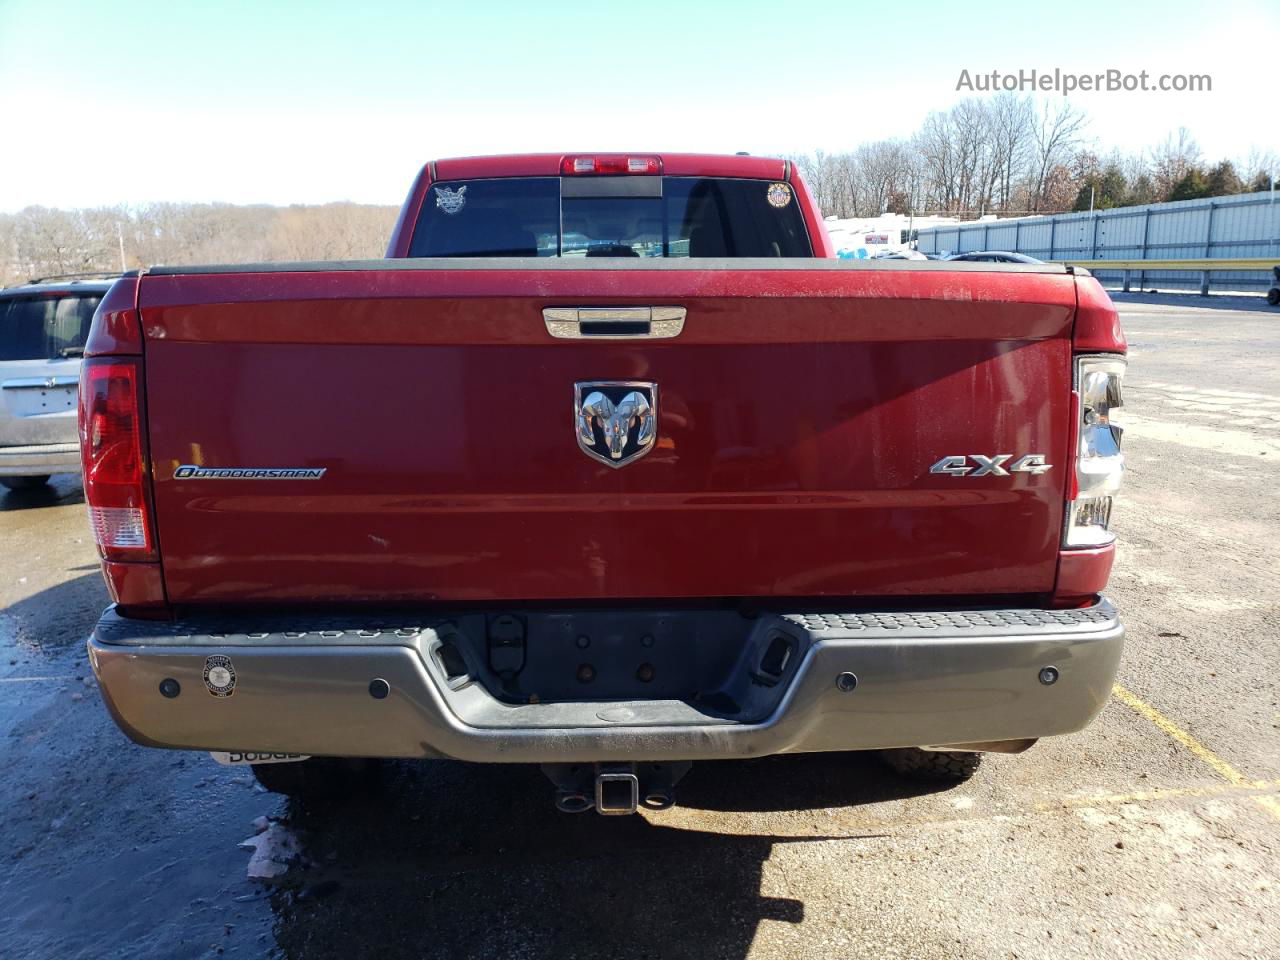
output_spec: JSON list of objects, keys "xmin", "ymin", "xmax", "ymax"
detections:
[{"xmin": 595, "ymin": 764, "xmax": 640, "ymax": 815}]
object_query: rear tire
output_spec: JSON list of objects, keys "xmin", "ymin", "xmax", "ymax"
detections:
[
  {"xmin": 251, "ymin": 757, "xmax": 381, "ymax": 797},
  {"xmin": 880, "ymin": 748, "xmax": 983, "ymax": 782},
  {"xmin": 1, "ymin": 476, "xmax": 51, "ymax": 490},
  {"xmin": 1267, "ymin": 288, "xmax": 1280, "ymax": 306}
]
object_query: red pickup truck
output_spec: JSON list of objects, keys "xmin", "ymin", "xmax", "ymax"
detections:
[{"xmin": 83, "ymin": 153, "xmax": 1126, "ymax": 814}]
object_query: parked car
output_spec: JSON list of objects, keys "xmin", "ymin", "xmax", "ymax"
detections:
[
  {"xmin": 871, "ymin": 249, "xmax": 929, "ymax": 260},
  {"xmin": 82, "ymin": 154, "xmax": 1126, "ymax": 814},
  {"xmin": 0, "ymin": 276, "xmax": 114, "ymax": 489},
  {"xmin": 947, "ymin": 251, "xmax": 1044, "ymax": 264}
]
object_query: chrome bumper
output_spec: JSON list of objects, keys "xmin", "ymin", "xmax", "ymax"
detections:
[
  {"xmin": 89, "ymin": 601, "xmax": 1123, "ymax": 763},
  {"xmin": 0, "ymin": 441, "xmax": 81, "ymax": 476}
]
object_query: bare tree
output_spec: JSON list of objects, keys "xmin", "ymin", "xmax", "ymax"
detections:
[
  {"xmin": 1030, "ymin": 101, "xmax": 1088, "ymax": 212},
  {"xmin": 988, "ymin": 94, "xmax": 1035, "ymax": 210},
  {"xmin": 915, "ymin": 109, "xmax": 960, "ymax": 214},
  {"xmin": 1236, "ymin": 147, "xmax": 1277, "ymax": 192},
  {"xmin": 1149, "ymin": 128, "xmax": 1202, "ymax": 198}
]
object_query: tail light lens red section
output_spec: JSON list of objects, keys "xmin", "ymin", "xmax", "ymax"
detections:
[
  {"xmin": 560, "ymin": 155, "xmax": 661, "ymax": 175},
  {"xmin": 1073, "ymin": 276, "xmax": 1125, "ymax": 353},
  {"xmin": 84, "ymin": 275, "xmax": 143, "ymax": 355},
  {"xmin": 78, "ymin": 358, "xmax": 156, "ymax": 561}
]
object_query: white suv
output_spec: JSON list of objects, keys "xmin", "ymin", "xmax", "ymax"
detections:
[{"xmin": 0, "ymin": 276, "xmax": 114, "ymax": 490}]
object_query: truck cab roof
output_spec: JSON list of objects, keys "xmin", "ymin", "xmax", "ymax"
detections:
[{"xmin": 430, "ymin": 153, "xmax": 790, "ymax": 182}]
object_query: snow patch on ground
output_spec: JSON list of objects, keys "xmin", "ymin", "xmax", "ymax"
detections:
[{"xmin": 239, "ymin": 819, "xmax": 301, "ymax": 879}]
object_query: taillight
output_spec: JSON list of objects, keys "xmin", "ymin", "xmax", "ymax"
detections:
[
  {"xmin": 1064, "ymin": 355, "xmax": 1126, "ymax": 548},
  {"xmin": 560, "ymin": 155, "xmax": 661, "ymax": 175},
  {"xmin": 78, "ymin": 357, "xmax": 155, "ymax": 560}
]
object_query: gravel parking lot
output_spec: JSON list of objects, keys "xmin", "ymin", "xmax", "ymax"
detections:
[{"xmin": 1, "ymin": 293, "xmax": 1277, "ymax": 960}]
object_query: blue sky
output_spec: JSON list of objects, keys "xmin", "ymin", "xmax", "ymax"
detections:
[{"xmin": 0, "ymin": 0, "xmax": 1275, "ymax": 210}]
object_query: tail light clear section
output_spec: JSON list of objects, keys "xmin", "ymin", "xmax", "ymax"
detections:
[
  {"xmin": 78, "ymin": 358, "xmax": 156, "ymax": 560},
  {"xmin": 88, "ymin": 507, "xmax": 149, "ymax": 548},
  {"xmin": 1065, "ymin": 355, "xmax": 1126, "ymax": 547}
]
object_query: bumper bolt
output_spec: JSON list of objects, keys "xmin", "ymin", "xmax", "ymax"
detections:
[
  {"xmin": 576, "ymin": 635, "xmax": 590, "ymax": 649},
  {"xmin": 835, "ymin": 671, "xmax": 858, "ymax": 692},
  {"xmin": 1038, "ymin": 666, "xmax": 1060, "ymax": 686},
  {"xmin": 636, "ymin": 662, "xmax": 655, "ymax": 683},
  {"xmin": 577, "ymin": 663, "xmax": 596, "ymax": 683},
  {"xmin": 159, "ymin": 678, "xmax": 181, "ymax": 699}
]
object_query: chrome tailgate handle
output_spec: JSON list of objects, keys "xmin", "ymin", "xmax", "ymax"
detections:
[
  {"xmin": 2, "ymin": 376, "xmax": 81, "ymax": 390},
  {"xmin": 543, "ymin": 306, "xmax": 685, "ymax": 339}
]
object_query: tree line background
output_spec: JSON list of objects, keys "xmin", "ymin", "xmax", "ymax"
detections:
[
  {"xmin": 0, "ymin": 202, "xmax": 397, "ymax": 287},
  {"xmin": 2, "ymin": 93, "xmax": 1276, "ymax": 286},
  {"xmin": 790, "ymin": 94, "xmax": 1275, "ymax": 221}
]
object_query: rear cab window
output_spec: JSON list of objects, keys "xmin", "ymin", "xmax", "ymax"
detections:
[
  {"xmin": 0, "ymin": 294, "xmax": 103, "ymax": 361},
  {"xmin": 408, "ymin": 177, "xmax": 813, "ymax": 258}
]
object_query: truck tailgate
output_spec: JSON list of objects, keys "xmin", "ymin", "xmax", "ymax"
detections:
[{"xmin": 138, "ymin": 261, "xmax": 1076, "ymax": 604}]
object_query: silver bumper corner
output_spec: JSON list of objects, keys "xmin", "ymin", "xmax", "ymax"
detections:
[{"xmin": 0, "ymin": 441, "xmax": 81, "ymax": 476}]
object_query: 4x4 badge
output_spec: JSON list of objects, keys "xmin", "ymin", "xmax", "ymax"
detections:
[
  {"xmin": 930, "ymin": 454, "xmax": 1051, "ymax": 477},
  {"xmin": 575, "ymin": 381, "xmax": 658, "ymax": 468}
]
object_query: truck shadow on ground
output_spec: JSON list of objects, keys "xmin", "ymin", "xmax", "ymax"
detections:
[
  {"xmin": 1, "ymin": 572, "xmax": 106, "ymax": 661},
  {"xmin": 269, "ymin": 753, "xmax": 949, "ymax": 960},
  {"xmin": 0, "ymin": 474, "xmax": 84, "ymax": 512}
]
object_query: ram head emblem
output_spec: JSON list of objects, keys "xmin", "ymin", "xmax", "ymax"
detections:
[{"xmin": 575, "ymin": 382, "xmax": 658, "ymax": 468}]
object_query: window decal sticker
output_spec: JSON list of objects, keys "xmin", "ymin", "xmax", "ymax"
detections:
[
  {"xmin": 766, "ymin": 183, "xmax": 792, "ymax": 208},
  {"xmin": 434, "ymin": 185, "xmax": 467, "ymax": 215}
]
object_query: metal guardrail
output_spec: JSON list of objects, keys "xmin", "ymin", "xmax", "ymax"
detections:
[{"xmin": 1052, "ymin": 258, "xmax": 1279, "ymax": 295}]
